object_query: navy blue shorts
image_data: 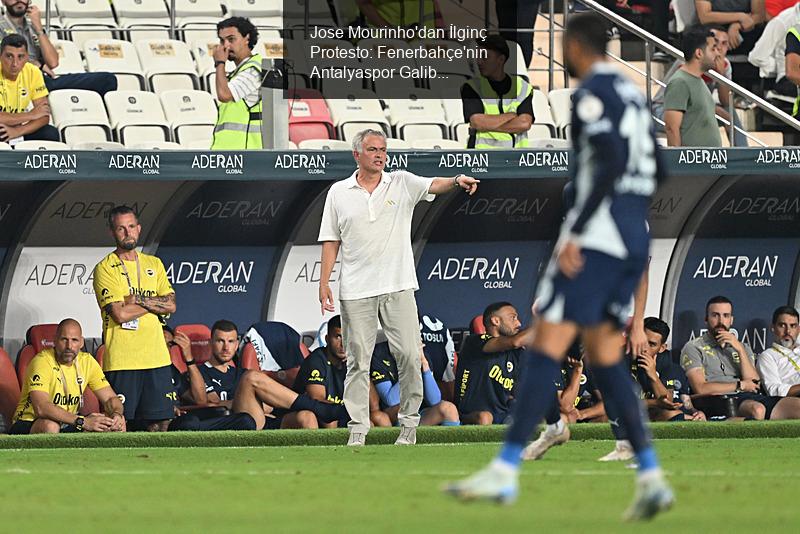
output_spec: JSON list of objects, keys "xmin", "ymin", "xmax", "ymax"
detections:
[
  {"xmin": 8, "ymin": 420, "xmax": 80, "ymax": 434},
  {"xmin": 536, "ymin": 249, "xmax": 647, "ymax": 328},
  {"xmin": 106, "ymin": 365, "xmax": 176, "ymax": 422},
  {"xmin": 735, "ymin": 392, "xmax": 781, "ymax": 420}
]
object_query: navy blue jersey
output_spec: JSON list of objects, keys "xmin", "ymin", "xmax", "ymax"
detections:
[
  {"xmin": 171, "ymin": 365, "xmax": 189, "ymax": 399},
  {"xmin": 555, "ymin": 363, "xmax": 600, "ymax": 410},
  {"xmin": 198, "ymin": 363, "xmax": 247, "ymax": 401},
  {"xmin": 294, "ymin": 347, "xmax": 346, "ymax": 405},
  {"xmin": 455, "ymin": 334, "xmax": 521, "ymax": 414},
  {"xmin": 626, "ymin": 351, "xmax": 689, "ymax": 402},
  {"xmin": 565, "ymin": 63, "xmax": 664, "ymax": 261},
  {"xmin": 419, "ymin": 314, "xmax": 455, "ymax": 382}
]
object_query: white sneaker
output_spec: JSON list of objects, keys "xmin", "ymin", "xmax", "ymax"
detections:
[
  {"xmin": 395, "ymin": 426, "xmax": 417, "ymax": 445},
  {"xmin": 623, "ymin": 472, "xmax": 675, "ymax": 521},
  {"xmin": 347, "ymin": 431, "xmax": 366, "ymax": 447},
  {"xmin": 598, "ymin": 441, "xmax": 635, "ymax": 462},
  {"xmin": 443, "ymin": 462, "xmax": 519, "ymax": 504},
  {"xmin": 521, "ymin": 424, "xmax": 570, "ymax": 461}
]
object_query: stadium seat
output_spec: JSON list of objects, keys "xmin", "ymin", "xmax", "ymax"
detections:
[
  {"xmin": 72, "ymin": 141, "xmax": 125, "ymax": 150},
  {"xmin": 0, "ymin": 142, "xmax": 12, "ymax": 150},
  {"xmin": 158, "ymin": 89, "xmax": 217, "ymax": 147},
  {"xmin": 103, "ymin": 90, "xmax": 170, "ymax": 145},
  {"xmin": 358, "ymin": 39, "xmax": 418, "ymax": 93},
  {"xmin": 56, "ymin": 0, "xmax": 117, "ymax": 48},
  {"xmin": 547, "ymin": 88, "xmax": 574, "ymax": 138},
  {"xmin": 174, "ymin": 324, "xmax": 212, "ymax": 364},
  {"xmin": 385, "ymin": 138, "xmax": 410, "ymax": 149},
  {"xmin": 441, "ymin": 98, "xmax": 467, "ymax": 139},
  {"xmin": 287, "ymin": 88, "xmax": 335, "ymax": 145},
  {"xmin": 239, "ymin": 342, "xmax": 301, "ymax": 388},
  {"xmin": 325, "ymin": 89, "xmax": 389, "ymax": 141},
  {"xmin": 505, "ymin": 40, "xmax": 529, "ymax": 81},
  {"xmin": 84, "ymin": 39, "xmax": 147, "ymax": 91},
  {"xmin": 65, "ymin": 24, "xmax": 118, "ymax": 50},
  {"xmin": 409, "ymin": 138, "xmax": 464, "ymax": 149},
  {"xmin": 13, "ymin": 141, "xmax": 70, "ymax": 150},
  {"xmin": 298, "ymin": 139, "xmax": 351, "ymax": 150},
  {"xmin": 15, "ymin": 324, "xmax": 58, "ymax": 387},
  {"xmin": 0, "ymin": 348, "xmax": 21, "ymax": 431},
  {"xmin": 225, "ymin": 0, "xmax": 283, "ymax": 28},
  {"xmin": 532, "ymin": 89, "xmax": 557, "ymax": 137},
  {"xmin": 239, "ymin": 342, "xmax": 259, "ymax": 370},
  {"xmin": 95, "ymin": 345, "xmax": 105, "ymax": 367},
  {"xmin": 190, "ymin": 38, "xmax": 234, "ymax": 93},
  {"xmin": 114, "ymin": 0, "xmax": 172, "ymax": 42},
  {"xmin": 529, "ymin": 137, "xmax": 571, "ymax": 148},
  {"xmin": 384, "ymin": 91, "xmax": 448, "ymax": 140},
  {"xmin": 454, "ymin": 123, "xmax": 469, "ymax": 144},
  {"xmin": 135, "ymin": 39, "xmax": 200, "ymax": 92},
  {"xmin": 48, "ymin": 89, "xmax": 113, "ymax": 145},
  {"xmin": 470, "ymin": 315, "xmax": 486, "ymax": 335},
  {"xmin": 287, "ymin": 140, "xmax": 298, "ymax": 149},
  {"xmin": 129, "ymin": 141, "xmax": 184, "ymax": 150},
  {"xmin": 181, "ymin": 23, "xmax": 220, "ymax": 45},
  {"xmin": 173, "ymin": 0, "xmax": 223, "ymax": 28},
  {"xmin": 51, "ymin": 39, "xmax": 85, "ymax": 75}
]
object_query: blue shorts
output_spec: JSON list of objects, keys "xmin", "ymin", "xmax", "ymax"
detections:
[
  {"xmin": 106, "ymin": 365, "xmax": 176, "ymax": 422},
  {"xmin": 536, "ymin": 249, "xmax": 646, "ymax": 328}
]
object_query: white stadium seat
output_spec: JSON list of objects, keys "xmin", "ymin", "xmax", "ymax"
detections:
[
  {"xmin": 64, "ymin": 24, "xmax": 117, "ymax": 50},
  {"xmin": 528, "ymin": 124, "xmax": 557, "ymax": 142},
  {"xmin": 409, "ymin": 139, "xmax": 465, "ymax": 149},
  {"xmin": 103, "ymin": 90, "xmax": 170, "ymax": 146},
  {"xmin": 288, "ymin": 140, "xmax": 298, "ymax": 149},
  {"xmin": 129, "ymin": 141, "xmax": 184, "ymax": 150},
  {"xmin": 191, "ymin": 39, "xmax": 233, "ymax": 92},
  {"xmin": 0, "ymin": 142, "xmax": 12, "ymax": 150},
  {"xmin": 49, "ymin": 89, "xmax": 113, "ymax": 145},
  {"xmin": 51, "ymin": 39, "xmax": 85, "ymax": 75},
  {"xmin": 13, "ymin": 140, "xmax": 70, "ymax": 150},
  {"xmin": 454, "ymin": 123, "xmax": 470, "ymax": 144},
  {"xmin": 225, "ymin": 0, "xmax": 283, "ymax": 28},
  {"xmin": 158, "ymin": 90, "xmax": 217, "ymax": 147},
  {"xmin": 56, "ymin": 0, "xmax": 116, "ymax": 48},
  {"xmin": 298, "ymin": 139, "xmax": 351, "ymax": 150},
  {"xmin": 114, "ymin": 0, "xmax": 171, "ymax": 42},
  {"xmin": 174, "ymin": 0, "xmax": 223, "ymax": 28},
  {"xmin": 505, "ymin": 40, "xmax": 528, "ymax": 80},
  {"xmin": 84, "ymin": 39, "xmax": 146, "ymax": 91},
  {"xmin": 325, "ymin": 90, "xmax": 389, "ymax": 141},
  {"xmin": 135, "ymin": 39, "xmax": 200, "ymax": 92},
  {"xmin": 547, "ymin": 88, "xmax": 574, "ymax": 138},
  {"xmin": 529, "ymin": 137, "xmax": 571, "ymax": 149},
  {"xmin": 384, "ymin": 90, "xmax": 448, "ymax": 140},
  {"xmin": 532, "ymin": 89, "xmax": 557, "ymax": 137},
  {"xmin": 72, "ymin": 141, "xmax": 125, "ymax": 150},
  {"xmin": 385, "ymin": 138, "xmax": 410, "ymax": 149}
]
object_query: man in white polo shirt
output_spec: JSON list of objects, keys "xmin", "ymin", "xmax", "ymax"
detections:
[
  {"xmin": 317, "ymin": 128, "xmax": 479, "ymax": 446},
  {"xmin": 758, "ymin": 305, "xmax": 800, "ymax": 398}
]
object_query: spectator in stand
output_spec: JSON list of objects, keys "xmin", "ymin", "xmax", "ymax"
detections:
[
  {"xmin": 748, "ymin": 3, "xmax": 800, "ymax": 100},
  {"xmin": 680, "ymin": 295, "xmax": 800, "ymax": 420},
  {"xmin": 663, "ymin": 26, "xmax": 723, "ymax": 147},
  {"xmin": 758, "ymin": 306, "xmax": 800, "ymax": 398},
  {"xmin": 0, "ymin": 34, "xmax": 57, "ymax": 143},
  {"xmin": 461, "ymin": 35, "xmax": 534, "ymax": 149},
  {"xmin": 455, "ymin": 302, "xmax": 531, "ymax": 425},
  {"xmin": 419, "ymin": 314, "xmax": 456, "ymax": 402},
  {"xmin": 786, "ymin": 22, "xmax": 800, "ymax": 116},
  {"xmin": 175, "ymin": 320, "xmax": 345, "ymax": 430},
  {"xmin": 628, "ymin": 317, "xmax": 705, "ymax": 422},
  {"xmin": 0, "ymin": 0, "xmax": 117, "ymax": 96},
  {"xmin": 495, "ymin": 0, "xmax": 542, "ymax": 68},
  {"xmin": 695, "ymin": 0, "xmax": 766, "ymax": 51},
  {"xmin": 370, "ymin": 341, "xmax": 460, "ymax": 427},
  {"xmin": 556, "ymin": 349, "xmax": 606, "ymax": 423},
  {"xmin": 9, "ymin": 319, "xmax": 125, "ymax": 434}
]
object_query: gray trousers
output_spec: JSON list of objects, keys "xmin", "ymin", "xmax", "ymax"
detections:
[{"xmin": 340, "ymin": 289, "xmax": 423, "ymax": 433}]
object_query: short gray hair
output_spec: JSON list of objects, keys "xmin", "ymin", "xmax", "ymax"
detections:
[{"xmin": 352, "ymin": 128, "xmax": 386, "ymax": 153}]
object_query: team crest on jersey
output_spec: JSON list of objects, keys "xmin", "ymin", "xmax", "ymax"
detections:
[
  {"xmin": 580, "ymin": 373, "xmax": 587, "ymax": 385},
  {"xmin": 146, "ymin": 268, "xmax": 155, "ymax": 277},
  {"xmin": 506, "ymin": 361, "xmax": 514, "ymax": 373},
  {"xmin": 117, "ymin": 394, "xmax": 126, "ymax": 404},
  {"xmin": 309, "ymin": 369, "xmax": 323, "ymax": 382},
  {"xmin": 576, "ymin": 94, "xmax": 603, "ymax": 122}
]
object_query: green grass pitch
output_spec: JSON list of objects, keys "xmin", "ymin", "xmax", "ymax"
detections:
[{"xmin": 1, "ymin": 426, "xmax": 799, "ymax": 532}]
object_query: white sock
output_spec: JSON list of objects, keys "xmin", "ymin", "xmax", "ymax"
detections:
[
  {"xmin": 491, "ymin": 458, "xmax": 520, "ymax": 475},
  {"xmin": 617, "ymin": 440, "xmax": 632, "ymax": 450},
  {"xmin": 636, "ymin": 467, "xmax": 663, "ymax": 483},
  {"xmin": 545, "ymin": 419, "xmax": 565, "ymax": 436}
]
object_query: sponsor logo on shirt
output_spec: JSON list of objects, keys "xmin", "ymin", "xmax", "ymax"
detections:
[
  {"xmin": 191, "ymin": 154, "xmax": 244, "ymax": 175},
  {"xmin": 692, "ymin": 255, "xmax": 777, "ymax": 287},
  {"xmin": 23, "ymin": 153, "xmax": 78, "ymax": 175}
]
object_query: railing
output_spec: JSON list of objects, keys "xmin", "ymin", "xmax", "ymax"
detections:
[{"xmin": 576, "ymin": 0, "xmax": 800, "ymax": 146}]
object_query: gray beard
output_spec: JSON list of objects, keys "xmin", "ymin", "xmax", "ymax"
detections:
[{"xmin": 779, "ymin": 338, "xmax": 797, "ymax": 349}]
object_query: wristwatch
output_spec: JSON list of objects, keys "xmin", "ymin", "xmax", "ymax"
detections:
[
  {"xmin": 74, "ymin": 416, "xmax": 85, "ymax": 431},
  {"xmin": 214, "ymin": 60, "xmax": 226, "ymax": 67}
]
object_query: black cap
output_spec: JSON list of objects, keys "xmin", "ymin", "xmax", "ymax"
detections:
[{"xmin": 477, "ymin": 34, "xmax": 510, "ymax": 62}]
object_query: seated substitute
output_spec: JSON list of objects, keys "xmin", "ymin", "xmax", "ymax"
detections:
[
  {"xmin": 456, "ymin": 302, "xmax": 531, "ymax": 425},
  {"xmin": 629, "ymin": 317, "xmax": 705, "ymax": 422},
  {"xmin": 556, "ymin": 350, "xmax": 605, "ymax": 424},
  {"xmin": 419, "ymin": 313, "xmax": 456, "ymax": 402},
  {"xmin": 0, "ymin": 33, "xmax": 58, "ymax": 144},
  {"xmin": 758, "ymin": 306, "xmax": 800, "ymax": 398},
  {"xmin": 9, "ymin": 319, "xmax": 125, "ymax": 434},
  {"xmin": 176, "ymin": 320, "xmax": 344, "ymax": 430},
  {"xmin": 681, "ymin": 295, "xmax": 800, "ymax": 420},
  {"xmin": 370, "ymin": 341, "xmax": 460, "ymax": 427}
]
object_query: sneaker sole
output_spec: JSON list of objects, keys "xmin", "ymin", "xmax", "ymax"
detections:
[
  {"xmin": 443, "ymin": 485, "xmax": 518, "ymax": 505},
  {"xmin": 624, "ymin": 492, "xmax": 675, "ymax": 521}
]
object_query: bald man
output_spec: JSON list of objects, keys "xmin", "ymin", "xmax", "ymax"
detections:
[{"xmin": 9, "ymin": 318, "xmax": 126, "ymax": 434}]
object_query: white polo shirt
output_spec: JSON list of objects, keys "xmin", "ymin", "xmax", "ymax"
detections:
[
  {"xmin": 318, "ymin": 169, "xmax": 434, "ymax": 301},
  {"xmin": 758, "ymin": 342, "xmax": 800, "ymax": 397}
]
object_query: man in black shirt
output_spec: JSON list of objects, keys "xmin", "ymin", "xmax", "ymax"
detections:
[
  {"xmin": 456, "ymin": 302, "xmax": 532, "ymax": 424},
  {"xmin": 556, "ymin": 353, "xmax": 605, "ymax": 423},
  {"xmin": 461, "ymin": 35, "xmax": 534, "ymax": 149}
]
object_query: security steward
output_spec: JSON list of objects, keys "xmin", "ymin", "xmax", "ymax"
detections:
[
  {"xmin": 211, "ymin": 16, "xmax": 263, "ymax": 150},
  {"xmin": 461, "ymin": 34, "xmax": 534, "ymax": 149}
]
